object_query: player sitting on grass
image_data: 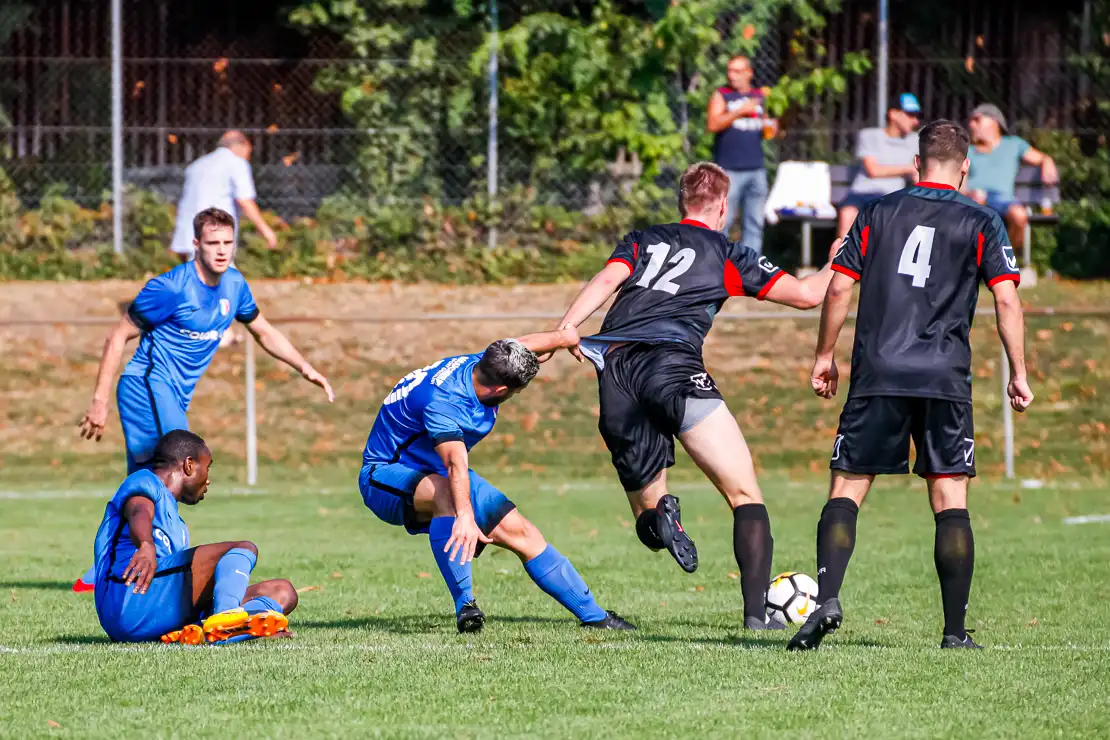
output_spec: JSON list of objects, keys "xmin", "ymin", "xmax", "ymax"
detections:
[
  {"xmin": 553, "ymin": 161, "xmax": 838, "ymax": 630},
  {"xmin": 94, "ymin": 430, "xmax": 298, "ymax": 644},
  {"xmin": 788, "ymin": 119, "xmax": 1034, "ymax": 651},
  {"xmin": 359, "ymin": 330, "xmax": 634, "ymax": 633}
]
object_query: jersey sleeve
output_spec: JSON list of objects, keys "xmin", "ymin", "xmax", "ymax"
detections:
[
  {"xmin": 423, "ymin": 399, "xmax": 467, "ymax": 446},
  {"xmin": 235, "ymin": 276, "xmax": 260, "ymax": 323},
  {"xmin": 127, "ymin": 274, "xmax": 179, "ymax": 332},
  {"xmin": 723, "ymin": 243, "xmax": 786, "ymax": 300},
  {"xmin": 110, "ymin": 472, "xmax": 164, "ymax": 511},
  {"xmin": 832, "ymin": 208, "xmax": 871, "ymax": 281},
  {"xmin": 230, "ymin": 156, "xmax": 257, "ymax": 201},
  {"xmin": 606, "ymin": 230, "xmax": 643, "ymax": 273},
  {"xmin": 978, "ymin": 212, "xmax": 1020, "ymax": 288}
]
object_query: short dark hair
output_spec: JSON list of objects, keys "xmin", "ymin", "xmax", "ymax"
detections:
[
  {"xmin": 679, "ymin": 161, "xmax": 731, "ymax": 216},
  {"xmin": 150, "ymin": 430, "xmax": 209, "ymax": 470},
  {"xmin": 476, "ymin": 339, "xmax": 539, "ymax": 389},
  {"xmin": 193, "ymin": 207, "xmax": 235, "ymax": 240},
  {"xmin": 918, "ymin": 119, "xmax": 970, "ymax": 164}
]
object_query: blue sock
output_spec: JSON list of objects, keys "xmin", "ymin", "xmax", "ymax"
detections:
[
  {"xmin": 428, "ymin": 517, "xmax": 474, "ymax": 614},
  {"xmin": 241, "ymin": 595, "xmax": 283, "ymax": 615},
  {"xmin": 524, "ymin": 545, "xmax": 607, "ymax": 623},
  {"xmin": 212, "ymin": 547, "xmax": 256, "ymax": 614}
]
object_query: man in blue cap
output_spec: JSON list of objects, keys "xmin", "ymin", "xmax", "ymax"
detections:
[{"xmin": 837, "ymin": 92, "xmax": 923, "ymax": 238}]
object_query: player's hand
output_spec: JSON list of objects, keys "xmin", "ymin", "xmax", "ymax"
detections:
[
  {"xmin": 122, "ymin": 542, "xmax": 158, "ymax": 595},
  {"xmin": 560, "ymin": 323, "xmax": 584, "ymax": 363},
  {"xmin": 811, "ymin": 354, "xmax": 839, "ymax": 399},
  {"xmin": 78, "ymin": 398, "xmax": 109, "ymax": 441},
  {"xmin": 301, "ymin": 363, "xmax": 335, "ymax": 403},
  {"xmin": 445, "ymin": 512, "xmax": 492, "ymax": 565},
  {"xmin": 1007, "ymin": 374, "xmax": 1034, "ymax": 412}
]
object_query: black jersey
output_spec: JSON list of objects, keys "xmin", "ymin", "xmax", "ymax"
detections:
[
  {"xmin": 832, "ymin": 182, "xmax": 1020, "ymax": 402},
  {"xmin": 592, "ymin": 219, "xmax": 785, "ymax": 352}
]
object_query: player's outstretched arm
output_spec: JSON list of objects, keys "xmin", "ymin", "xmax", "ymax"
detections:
[
  {"xmin": 762, "ymin": 238, "xmax": 843, "ymax": 310},
  {"xmin": 556, "ymin": 261, "xmax": 631, "ymax": 331},
  {"xmin": 990, "ymin": 280, "xmax": 1034, "ymax": 412},
  {"xmin": 79, "ymin": 314, "xmax": 141, "ymax": 442},
  {"xmin": 810, "ymin": 271, "xmax": 856, "ymax": 399},
  {"xmin": 434, "ymin": 441, "xmax": 491, "ymax": 565},
  {"xmin": 121, "ymin": 496, "xmax": 158, "ymax": 595},
  {"xmin": 517, "ymin": 327, "xmax": 581, "ymax": 362},
  {"xmin": 244, "ymin": 314, "xmax": 334, "ymax": 402}
]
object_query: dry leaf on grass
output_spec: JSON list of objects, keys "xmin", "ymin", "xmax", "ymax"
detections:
[
  {"xmin": 417, "ymin": 572, "xmax": 432, "ymax": 579},
  {"xmin": 296, "ymin": 585, "xmax": 322, "ymax": 594}
]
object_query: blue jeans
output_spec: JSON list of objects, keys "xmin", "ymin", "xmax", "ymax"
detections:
[{"xmin": 723, "ymin": 168, "xmax": 768, "ymax": 255}]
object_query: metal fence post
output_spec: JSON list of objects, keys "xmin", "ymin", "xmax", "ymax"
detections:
[
  {"xmin": 876, "ymin": 0, "xmax": 889, "ymax": 127},
  {"xmin": 486, "ymin": 0, "xmax": 499, "ymax": 250},
  {"xmin": 246, "ymin": 339, "xmax": 258, "ymax": 486},
  {"xmin": 1002, "ymin": 345, "xmax": 1014, "ymax": 479},
  {"xmin": 110, "ymin": 0, "xmax": 124, "ymax": 254}
]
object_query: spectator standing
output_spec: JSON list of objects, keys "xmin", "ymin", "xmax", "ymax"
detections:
[
  {"xmin": 170, "ymin": 130, "xmax": 277, "ymax": 262},
  {"xmin": 707, "ymin": 55, "xmax": 778, "ymax": 254},
  {"xmin": 836, "ymin": 93, "xmax": 922, "ymax": 237},
  {"xmin": 965, "ymin": 104, "xmax": 1058, "ymax": 251}
]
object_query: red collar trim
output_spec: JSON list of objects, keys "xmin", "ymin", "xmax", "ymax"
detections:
[
  {"xmin": 917, "ymin": 181, "xmax": 957, "ymax": 191},
  {"xmin": 680, "ymin": 219, "xmax": 710, "ymax": 229}
]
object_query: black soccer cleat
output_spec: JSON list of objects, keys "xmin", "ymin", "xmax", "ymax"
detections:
[
  {"xmin": 744, "ymin": 615, "xmax": 786, "ymax": 631},
  {"xmin": 581, "ymin": 611, "xmax": 637, "ymax": 630},
  {"xmin": 940, "ymin": 631, "xmax": 983, "ymax": 649},
  {"xmin": 456, "ymin": 600, "xmax": 485, "ymax": 634},
  {"xmin": 656, "ymin": 494, "xmax": 698, "ymax": 573},
  {"xmin": 786, "ymin": 597, "xmax": 843, "ymax": 651}
]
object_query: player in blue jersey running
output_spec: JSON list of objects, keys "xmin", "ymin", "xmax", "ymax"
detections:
[
  {"xmin": 75, "ymin": 207, "xmax": 333, "ymax": 592},
  {"xmin": 360, "ymin": 330, "xmax": 635, "ymax": 633},
  {"xmin": 95, "ymin": 430, "xmax": 298, "ymax": 644}
]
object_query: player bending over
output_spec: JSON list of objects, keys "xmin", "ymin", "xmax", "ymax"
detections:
[
  {"xmin": 74, "ymin": 207, "xmax": 333, "ymax": 592},
  {"xmin": 553, "ymin": 161, "xmax": 838, "ymax": 630},
  {"xmin": 359, "ymin": 331, "xmax": 634, "ymax": 633},
  {"xmin": 94, "ymin": 430, "xmax": 298, "ymax": 644},
  {"xmin": 787, "ymin": 119, "xmax": 1033, "ymax": 652}
]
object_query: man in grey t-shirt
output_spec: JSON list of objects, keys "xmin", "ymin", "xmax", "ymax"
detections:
[{"xmin": 836, "ymin": 93, "xmax": 921, "ymax": 237}]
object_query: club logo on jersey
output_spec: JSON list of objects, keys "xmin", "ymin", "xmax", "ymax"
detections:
[
  {"xmin": 758, "ymin": 256, "xmax": 778, "ymax": 274},
  {"xmin": 153, "ymin": 528, "xmax": 171, "ymax": 551},
  {"xmin": 177, "ymin": 328, "xmax": 224, "ymax": 342},
  {"xmin": 1002, "ymin": 246, "xmax": 1019, "ymax": 272},
  {"xmin": 690, "ymin": 373, "xmax": 716, "ymax": 392},
  {"xmin": 831, "ymin": 434, "xmax": 845, "ymax": 461},
  {"xmin": 963, "ymin": 437, "xmax": 975, "ymax": 467},
  {"xmin": 432, "ymin": 356, "xmax": 469, "ymax": 386},
  {"xmin": 219, "ymin": 298, "xmax": 231, "ymax": 316}
]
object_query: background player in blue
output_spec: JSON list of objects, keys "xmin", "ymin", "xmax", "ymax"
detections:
[
  {"xmin": 74, "ymin": 207, "xmax": 333, "ymax": 592},
  {"xmin": 788, "ymin": 120, "xmax": 1034, "ymax": 651},
  {"xmin": 95, "ymin": 430, "xmax": 298, "ymax": 644},
  {"xmin": 360, "ymin": 330, "xmax": 635, "ymax": 633}
]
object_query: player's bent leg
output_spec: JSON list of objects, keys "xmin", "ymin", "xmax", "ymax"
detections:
[
  {"xmin": 491, "ymin": 510, "xmax": 634, "ymax": 630},
  {"xmin": 243, "ymin": 578, "xmax": 299, "ymax": 615},
  {"xmin": 627, "ymin": 469, "xmax": 698, "ymax": 574}
]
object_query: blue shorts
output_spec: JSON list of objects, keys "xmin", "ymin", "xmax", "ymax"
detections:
[
  {"xmin": 95, "ymin": 548, "xmax": 199, "ymax": 642},
  {"xmin": 984, "ymin": 191, "xmax": 1020, "ymax": 218},
  {"xmin": 358, "ymin": 463, "xmax": 516, "ymax": 536},
  {"xmin": 117, "ymin": 375, "xmax": 189, "ymax": 474}
]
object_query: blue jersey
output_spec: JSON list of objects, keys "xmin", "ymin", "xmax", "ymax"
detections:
[
  {"xmin": 363, "ymin": 354, "xmax": 497, "ymax": 475},
  {"xmin": 120, "ymin": 263, "xmax": 259, "ymax": 407},
  {"xmin": 93, "ymin": 470, "xmax": 191, "ymax": 584}
]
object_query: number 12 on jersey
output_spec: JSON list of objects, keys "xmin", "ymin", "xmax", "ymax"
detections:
[
  {"xmin": 897, "ymin": 225, "xmax": 935, "ymax": 288},
  {"xmin": 636, "ymin": 242, "xmax": 696, "ymax": 295}
]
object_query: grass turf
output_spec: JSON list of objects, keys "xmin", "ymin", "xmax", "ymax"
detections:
[{"xmin": 1, "ymin": 469, "xmax": 1108, "ymax": 738}]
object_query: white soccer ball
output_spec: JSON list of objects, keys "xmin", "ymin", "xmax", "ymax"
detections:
[{"xmin": 765, "ymin": 571, "xmax": 819, "ymax": 626}]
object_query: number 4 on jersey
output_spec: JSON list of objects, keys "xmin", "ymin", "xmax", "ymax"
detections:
[{"xmin": 898, "ymin": 225, "xmax": 935, "ymax": 288}]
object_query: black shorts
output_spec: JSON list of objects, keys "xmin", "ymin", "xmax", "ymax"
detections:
[
  {"xmin": 831, "ymin": 396, "xmax": 976, "ymax": 478},
  {"xmin": 597, "ymin": 342, "xmax": 724, "ymax": 492}
]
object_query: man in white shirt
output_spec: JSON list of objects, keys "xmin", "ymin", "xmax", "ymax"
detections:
[{"xmin": 170, "ymin": 130, "xmax": 277, "ymax": 261}]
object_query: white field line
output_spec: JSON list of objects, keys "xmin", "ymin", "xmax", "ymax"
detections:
[{"xmin": 1063, "ymin": 514, "xmax": 1110, "ymax": 525}]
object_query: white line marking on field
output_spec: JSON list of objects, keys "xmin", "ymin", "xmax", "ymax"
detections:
[{"xmin": 1063, "ymin": 514, "xmax": 1110, "ymax": 525}]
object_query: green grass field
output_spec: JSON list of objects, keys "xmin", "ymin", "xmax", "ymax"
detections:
[{"xmin": 2, "ymin": 468, "xmax": 1108, "ymax": 738}]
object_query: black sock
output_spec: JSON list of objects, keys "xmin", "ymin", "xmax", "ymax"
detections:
[
  {"xmin": 815, "ymin": 498, "xmax": 859, "ymax": 604},
  {"xmin": 934, "ymin": 508, "xmax": 974, "ymax": 639},
  {"xmin": 733, "ymin": 503, "xmax": 774, "ymax": 621}
]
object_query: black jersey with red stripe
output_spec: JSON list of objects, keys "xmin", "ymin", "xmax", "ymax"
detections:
[
  {"xmin": 592, "ymin": 219, "xmax": 784, "ymax": 352},
  {"xmin": 832, "ymin": 182, "xmax": 1020, "ymax": 402}
]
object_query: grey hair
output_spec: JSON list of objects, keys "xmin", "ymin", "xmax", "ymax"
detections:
[
  {"xmin": 476, "ymin": 338, "xmax": 539, "ymax": 389},
  {"xmin": 218, "ymin": 130, "xmax": 250, "ymax": 149}
]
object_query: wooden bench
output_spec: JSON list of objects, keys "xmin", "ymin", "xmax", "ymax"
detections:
[{"xmin": 776, "ymin": 164, "xmax": 1059, "ymax": 282}]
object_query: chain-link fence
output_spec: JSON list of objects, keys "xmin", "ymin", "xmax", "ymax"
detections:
[{"xmin": 0, "ymin": 0, "xmax": 1106, "ymax": 236}]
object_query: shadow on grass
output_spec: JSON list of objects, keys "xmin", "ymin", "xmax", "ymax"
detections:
[
  {"xmin": 299, "ymin": 613, "xmax": 573, "ymax": 634},
  {"xmin": 1, "ymin": 580, "xmax": 76, "ymax": 591},
  {"xmin": 633, "ymin": 632, "xmax": 887, "ymax": 649}
]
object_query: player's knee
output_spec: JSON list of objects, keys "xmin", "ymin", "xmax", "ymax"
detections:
[
  {"xmin": 493, "ymin": 512, "xmax": 545, "ymax": 556},
  {"xmin": 275, "ymin": 579, "xmax": 299, "ymax": 614},
  {"xmin": 235, "ymin": 540, "xmax": 259, "ymax": 558},
  {"xmin": 722, "ymin": 484, "xmax": 763, "ymax": 509}
]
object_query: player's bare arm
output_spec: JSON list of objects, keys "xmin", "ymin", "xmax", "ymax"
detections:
[
  {"xmin": 990, "ymin": 279, "xmax": 1034, "ymax": 411},
  {"xmin": 120, "ymin": 496, "xmax": 158, "ymax": 595},
  {"xmin": 517, "ymin": 327, "xmax": 580, "ymax": 359},
  {"xmin": 435, "ymin": 440, "xmax": 490, "ymax": 565},
  {"xmin": 762, "ymin": 238, "xmax": 844, "ymax": 310},
  {"xmin": 79, "ymin": 312, "xmax": 141, "ymax": 441},
  {"xmin": 243, "ymin": 314, "xmax": 334, "ymax": 402},
  {"xmin": 557, "ymin": 261, "xmax": 631, "ymax": 329},
  {"xmin": 810, "ymin": 270, "xmax": 856, "ymax": 399}
]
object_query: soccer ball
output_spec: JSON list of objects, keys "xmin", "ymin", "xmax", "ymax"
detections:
[{"xmin": 765, "ymin": 571, "xmax": 819, "ymax": 626}]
